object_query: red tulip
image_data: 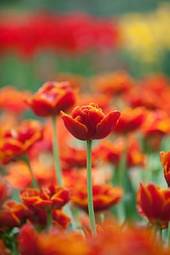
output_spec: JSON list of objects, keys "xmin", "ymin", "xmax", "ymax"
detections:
[
  {"xmin": 0, "ymin": 120, "xmax": 43, "ymax": 164},
  {"xmin": 71, "ymin": 184, "xmax": 123, "ymax": 212},
  {"xmin": 160, "ymin": 151, "xmax": 170, "ymax": 187},
  {"xmin": 27, "ymin": 81, "xmax": 76, "ymax": 117},
  {"xmin": 137, "ymin": 183, "xmax": 170, "ymax": 228},
  {"xmin": 62, "ymin": 103, "xmax": 120, "ymax": 140}
]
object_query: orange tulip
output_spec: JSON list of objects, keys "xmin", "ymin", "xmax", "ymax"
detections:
[{"xmin": 0, "ymin": 200, "xmax": 30, "ymax": 231}]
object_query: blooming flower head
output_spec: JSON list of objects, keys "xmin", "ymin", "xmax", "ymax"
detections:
[
  {"xmin": 18, "ymin": 222, "xmax": 89, "ymax": 255},
  {"xmin": 0, "ymin": 200, "xmax": 29, "ymax": 231},
  {"xmin": 94, "ymin": 137, "xmax": 146, "ymax": 168},
  {"xmin": 137, "ymin": 183, "xmax": 170, "ymax": 228},
  {"xmin": 0, "ymin": 120, "xmax": 43, "ymax": 164},
  {"xmin": 62, "ymin": 103, "xmax": 120, "ymax": 140},
  {"xmin": 142, "ymin": 111, "xmax": 170, "ymax": 137},
  {"xmin": 90, "ymin": 221, "xmax": 169, "ymax": 255},
  {"xmin": 113, "ymin": 107, "xmax": 145, "ymax": 134},
  {"xmin": 0, "ymin": 86, "xmax": 30, "ymax": 114},
  {"xmin": 52, "ymin": 209, "xmax": 71, "ymax": 229},
  {"xmin": 142, "ymin": 111, "xmax": 170, "ymax": 151},
  {"xmin": 21, "ymin": 185, "xmax": 70, "ymax": 227},
  {"xmin": 93, "ymin": 139, "xmax": 123, "ymax": 166},
  {"xmin": 160, "ymin": 151, "xmax": 170, "ymax": 187},
  {"xmin": 21, "ymin": 185, "xmax": 70, "ymax": 210},
  {"xmin": 71, "ymin": 184, "xmax": 123, "ymax": 212},
  {"xmin": 27, "ymin": 81, "xmax": 76, "ymax": 117},
  {"xmin": 94, "ymin": 71, "xmax": 134, "ymax": 96}
]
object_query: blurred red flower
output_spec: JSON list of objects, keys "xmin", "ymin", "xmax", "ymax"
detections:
[
  {"xmin": 160, "ymin": 151, "xmax": 170, "ymax": 187},
  {"xmin": 0, "ymin": 87, "xmax": 30, "ymax": 114},
  {"xmin": 21, "ymin": 185, "xmax": 69, "ymax": 210},
  {"xmin": 0, "ymin": 120, "xmax": 43, "ymax": 164},
  {"xmin": 95, "ymin": 71, "xmax": 134, "ymax": 96},
  {"xmin": 71, "ymin": 184, "xmax": 123, "ymax": 212},
  {"xmin": 113, "ymin": 107, "xmax": 145, "ymax": 134},
  {"xmin": 27, "ymin": 81, "xmax": 76, "ymax": 117},
  {"xmin": 18, "ymin": 222, "xmax": 89, "ymax": 255},
  {"xmin": 142, "ymin": 111, "xmax": 170, "ymax": 151},
  {"xmin": 52, "ymin": 210, "xmax": 71, "ymax": 229},
  {"xmin": 90, "ymin": 221, "xmax": 169, "ymax": 255},
  {"xmin": 0, "ymin": 179, "xmax": 11, "ymax": 206},
  {"xmin": 94, "ymin": 137, "xmax": 146, "ymax": 168},
  {"xmin": 0, "ymin": 200, "xmax": 29, "ymax": 231},
  {"xmin": 137, "ymin": 183, "xmax": 170, "ymax": 228}
]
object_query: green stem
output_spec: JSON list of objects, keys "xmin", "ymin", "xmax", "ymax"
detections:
[
  {"xmin": 51, "ymin": 116, "xmax": 62, "ymax": 186},
  {"xmin": 46, "ymin": 209, "xmax": 53, "ymax": 230},
  {"xmin": 168, "ymin": 222, "xmax": 170, "ymax": 246},
  {"xmin": 51, "ymin": 117, "xmax": 76, "ymax": 230},
  {"xmin": 11, "ymin": 238, "xmax": 19, "ymax": 255},
  {"xmin": 64, "ymin": 203, "xmax": 77, "ymax": 230},
  {"xmin": 86, "ymin": 140, "xmax": 96, "ymax": 234},
  {"xmin": 24, "ymin": 156, "xmax": 38, "ymax": 188}
]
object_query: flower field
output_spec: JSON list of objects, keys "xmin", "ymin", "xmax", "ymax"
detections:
[{"xmin": 0, "ymin": 2, "xmax": 170, "ymax": 255}]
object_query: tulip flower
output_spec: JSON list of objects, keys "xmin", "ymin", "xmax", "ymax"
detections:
[
  {"xmin": 0, "ymin": 120, "xmax": 43, "ymax": 164},
  {"xmin": 0, "ymin": 200, "xmax": 30, "ymax": 231},
  {"xmin": 95, "ymin": 71, "xmax": 134, "ymax": 96},
  {"xmin": 62, "ymin": 103, "xmax": 120, "ymax": 141},
  {"xmin": 21, "ymin": 185, "xmax": 70, "ymax": 210},
  {"xmin": 28, "ymin": 81, "xmax": 76, "ymax": 186},
  {"xmin": 0, "ymin": 87, "xmax": 30, "ymax": 115},
  {"xmin": 160, "ymin": 151, "xmax": 170, "ymax": 187},
  {"xmin": 113, "ymin": 107, "xmax": 145, "ymax": 135},
  {"xmin": 71, "ymin": 184, "xmax": 123, "ymax": 212},
  {"xmin": 137, "ymin": 183, "xmax": 170, "ymax": 229},
  {"xmin": 0, "ymin": 120, "xmax": 43, "ymax": 187},
  {"xmin": 27, "ymin": 81, "xmax": 76, "ymax": 117},
  {"xmin": 62, "ymin": 103, "xmax": 120, "ymax": 234},
  {"xmin": 18, "ymin": 223, "xmax": 89, "ymax": 255},
  {"xmin": 21, "ymin": 185, "xmax": 70, "ymax": 229}
]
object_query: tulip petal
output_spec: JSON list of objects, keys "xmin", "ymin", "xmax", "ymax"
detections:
[
  {"xmin": 138, "ymin": 184, "xmax": 153, "ymax": 218},
  {"xmin": 147, "ymin": 184, "xmax": 164, "ymax": 217},
  {"xmin": 95, "ymin": 111, "xmax": 120, "ymax": 139},
  {"xmin": 162, "ymin": 199, "xmax": 170, "ymax": 220},
  {"xmin": 62, "ymin": 113, "xmax": 88, "ymax": 140}
]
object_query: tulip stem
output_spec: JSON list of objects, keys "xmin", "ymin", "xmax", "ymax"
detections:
[
  {"xmin": 24, "ymin": 156, "xmax": 38, "ymax": 188},
  {"xmin": 86, "ymin": 140, "xmax": 96, "ymax": 234},
  {"xmin": 51, "ymin": 117, "xmax": 76, "ymax": 230},
  {"xmin": 168, "ymin": 222, "xmax": 170, "ymax": 246},
  {"xmin": 51, "ymin": 116, "xmax": 62, "ymax": 186},
  {"xmin": 47, "ymin": 209, "xmax": 53, "ymax": 230}
]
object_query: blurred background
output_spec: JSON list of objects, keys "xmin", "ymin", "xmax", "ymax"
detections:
[{"xmin": 0, "ymin": 0, "xmax": 170, "ymax": 90}]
